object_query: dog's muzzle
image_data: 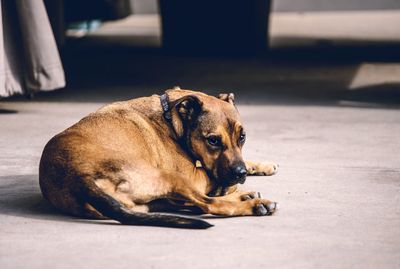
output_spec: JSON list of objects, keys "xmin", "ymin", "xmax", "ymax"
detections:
[{"xmin": 223, "ymin": 164, "xmax": 247, "ymax": 186}]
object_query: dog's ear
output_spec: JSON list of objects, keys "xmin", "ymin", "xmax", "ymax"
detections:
[
  {"xmin": 218, "ymin": 93, "xmax": 235, "ymax": 105},
  {"xmin": 171, "ymin": 95, "xmax": 203, "ymax": 138}
]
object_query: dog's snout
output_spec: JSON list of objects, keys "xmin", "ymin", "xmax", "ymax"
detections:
[{"xmin": 233, "ymin": 165, "xmax": 247, "ymax": 182}]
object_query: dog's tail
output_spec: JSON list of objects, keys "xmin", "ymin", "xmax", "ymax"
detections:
[{"xmin": 79, "ymin": 179, "xmax": 213, "ymax": 229}]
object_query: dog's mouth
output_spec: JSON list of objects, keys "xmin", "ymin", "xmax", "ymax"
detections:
[
  {"xmin": 219, "ymin": 173, "xmax": 247, "ymax": 187},
  {"xmin": 238, "ymin": 176, "xmax": 246, "ymax": 184},
  {"xmin": 205, "ymin": 163, "xmax": 248, "ymax": 187},
  {"xmin": 207, "ymin": 175, "xmax": 247, "ymax": 197},
  {"xmin": 230, "ymin": 175, "xmax": 246, "ymax": 186}
]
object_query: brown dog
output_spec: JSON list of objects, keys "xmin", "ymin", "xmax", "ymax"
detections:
[{"xmin": 39, "ymin": 88, "xmax": 278, "ymax": 229}]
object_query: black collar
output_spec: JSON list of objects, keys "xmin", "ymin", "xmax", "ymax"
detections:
[{"xmin": 160, "ymin": 92, "xmax": 172, "ymax": 122}]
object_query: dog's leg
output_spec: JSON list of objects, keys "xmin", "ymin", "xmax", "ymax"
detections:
[
  {"xmin": 184, "ymin": 190, "xmax": 277, "ymax": 216},
  {"xmin": 146, "ymin": 190, "xmax": 259, "ymax": 215},
  {"xmin": 223, "ymin": 189, "xmax": 260, "ymax": 202},
  {"xmin": 147, "ymin": 199, "xmax": 204, "ymax": 215},
  {"xmin": 110, "ymin": 167, "xmax": 277, "ymax": 217},
  {"xmin": 245, "ymin": 161, "xmax": 279, "ymax": 176},
  {"xmin": 80, "ymin": 166, "xmax": 276, "ymax": 227},
  {"xmin": 211, "ymin": 185, "xmax": 259, "ymax": 202},
  {"xmin": 132, "ymin": 169, "xmax": 278, "ymax": 217},
  {"xmin": 171, "ymin": 183, "xmax": 278, "ymax": 217}
]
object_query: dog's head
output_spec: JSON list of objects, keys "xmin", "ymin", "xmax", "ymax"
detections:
[{"xmin": 170, "ymin": 91, "xmax": 247, "ymax": 187}]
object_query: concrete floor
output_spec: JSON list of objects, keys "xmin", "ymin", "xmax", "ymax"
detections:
[
  {"xmin": 1, "ymin": 11, "xmax": 400, "ymax": 269},
  {"xmin": 1, "ymin": 89, "xmax": 400, "ymax": 268}
]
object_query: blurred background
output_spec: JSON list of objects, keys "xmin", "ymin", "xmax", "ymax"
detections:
[
  {"xmin": 1, "ymin": 1, "xmax": 400, "ymax": 268},
  {"xmin": 1, "ymin": 0, "xmax": 400, "ymax": 105}
]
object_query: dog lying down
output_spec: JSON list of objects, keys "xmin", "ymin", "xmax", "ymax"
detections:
[{"xmin": 39, "ymin": 88, "xmax": 278, "ymax": 229}]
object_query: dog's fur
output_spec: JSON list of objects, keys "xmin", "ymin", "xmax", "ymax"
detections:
[{"xmin": 39, "ymin": 88, "xmax": 278, "ymax": 229}]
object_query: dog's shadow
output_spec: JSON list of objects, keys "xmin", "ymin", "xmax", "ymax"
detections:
[
  {"xmin": 0, "ymin": 174, "xmax": 224, "ymax": 225},
  {"xmin": 0, "ymin": 174, "xmax": 81, "ymax": 223}
]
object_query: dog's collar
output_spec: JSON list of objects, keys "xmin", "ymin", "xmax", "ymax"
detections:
[{"xmin": 160, "ymin": 92, "xmax": 172, "ymax": 122}]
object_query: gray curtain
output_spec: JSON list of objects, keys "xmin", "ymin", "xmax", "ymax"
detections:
[{"xmin": 0, "ymin": 0, "xmax": 65, "ymax": 97}]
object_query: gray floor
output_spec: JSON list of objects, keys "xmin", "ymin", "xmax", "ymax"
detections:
[
  {"xmin": 1, "ymin": 11, "xmax": 400, "ymax": 269},
  {"xmin": 1, "ymin": 88, "xmax": 400, "ymax": 268}
]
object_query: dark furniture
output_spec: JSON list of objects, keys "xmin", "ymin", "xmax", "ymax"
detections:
[{"xmin": 159, "ymin": 0, "xmax": 272, "ymax": 55}]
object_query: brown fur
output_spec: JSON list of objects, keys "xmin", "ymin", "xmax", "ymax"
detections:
[{"xmin": 39, "ymin": 88, "xmax": 278, "ymax": 228}]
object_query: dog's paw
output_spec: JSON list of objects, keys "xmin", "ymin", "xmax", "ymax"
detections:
[
  {"xmin": 253, "ymin": 199, "xmax": 278, "ymax": 216},
  {"xmin": 247, "ymin": 162, "xmax": 279, "ymax": 176}
]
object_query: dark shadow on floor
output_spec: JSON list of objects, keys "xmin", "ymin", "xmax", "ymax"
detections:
[
  {"xmin": 0, "ymin": 175, "xmax": 117, "ymax": 225},
  {"xmin": 0, "ymin": 108, "xmax": 18, "ymax": 114},
  {"xmin": 0, "ymin": 175, "xmax": 72, "ymax": 221},
  {"xmin": 2, "ymin": 44, "xmax": 400, "ymax": 109}
]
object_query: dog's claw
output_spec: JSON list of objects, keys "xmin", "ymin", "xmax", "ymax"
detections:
[
  {"xmin": 241, "ymin": 192, "xmax": 257, "ymax": 201},
  {"xmin": 242, "ymin": 195, "xmax": 252, "ymax": 201},
  {"xmin": 254, "ymin": 204, "xmax": 268, "ymax": 216},
  {"xmin": 268, "ymin": 202, "xmax": 277, "ymax": 212},
  {"xmin": 271, "ymin": 163, "xmax": 279, "ymax": 174}
]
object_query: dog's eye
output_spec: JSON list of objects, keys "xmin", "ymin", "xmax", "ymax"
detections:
[
  {"xmin": 239, "ymin": 133, "xmax": 246, "ymax": 143},
  {"xmin": 206, "ymin": 136, "xmax": 221, "ymax": 147}
]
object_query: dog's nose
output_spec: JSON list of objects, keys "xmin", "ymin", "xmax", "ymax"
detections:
[{"xmin": 233, "ymin": 166, "xmax": 247, "ymax": 180}]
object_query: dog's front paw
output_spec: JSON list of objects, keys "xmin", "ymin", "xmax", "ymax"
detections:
[
  {"xmin": 253, "ymin": 199, "xmax": 278, "ymax": 216},
  {"xmin": 246, "ymin": 161, "xmax": 279, "ymax": 176}
]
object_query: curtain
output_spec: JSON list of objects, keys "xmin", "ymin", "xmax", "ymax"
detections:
[{"xmin": 0, "ymin": 0, "xmax": 65, "ymax": 98}]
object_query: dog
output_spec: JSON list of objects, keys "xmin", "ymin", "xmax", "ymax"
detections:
[{"xmin": 39, "ymin": 87, "xmax": 278, "ymax": 229}]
